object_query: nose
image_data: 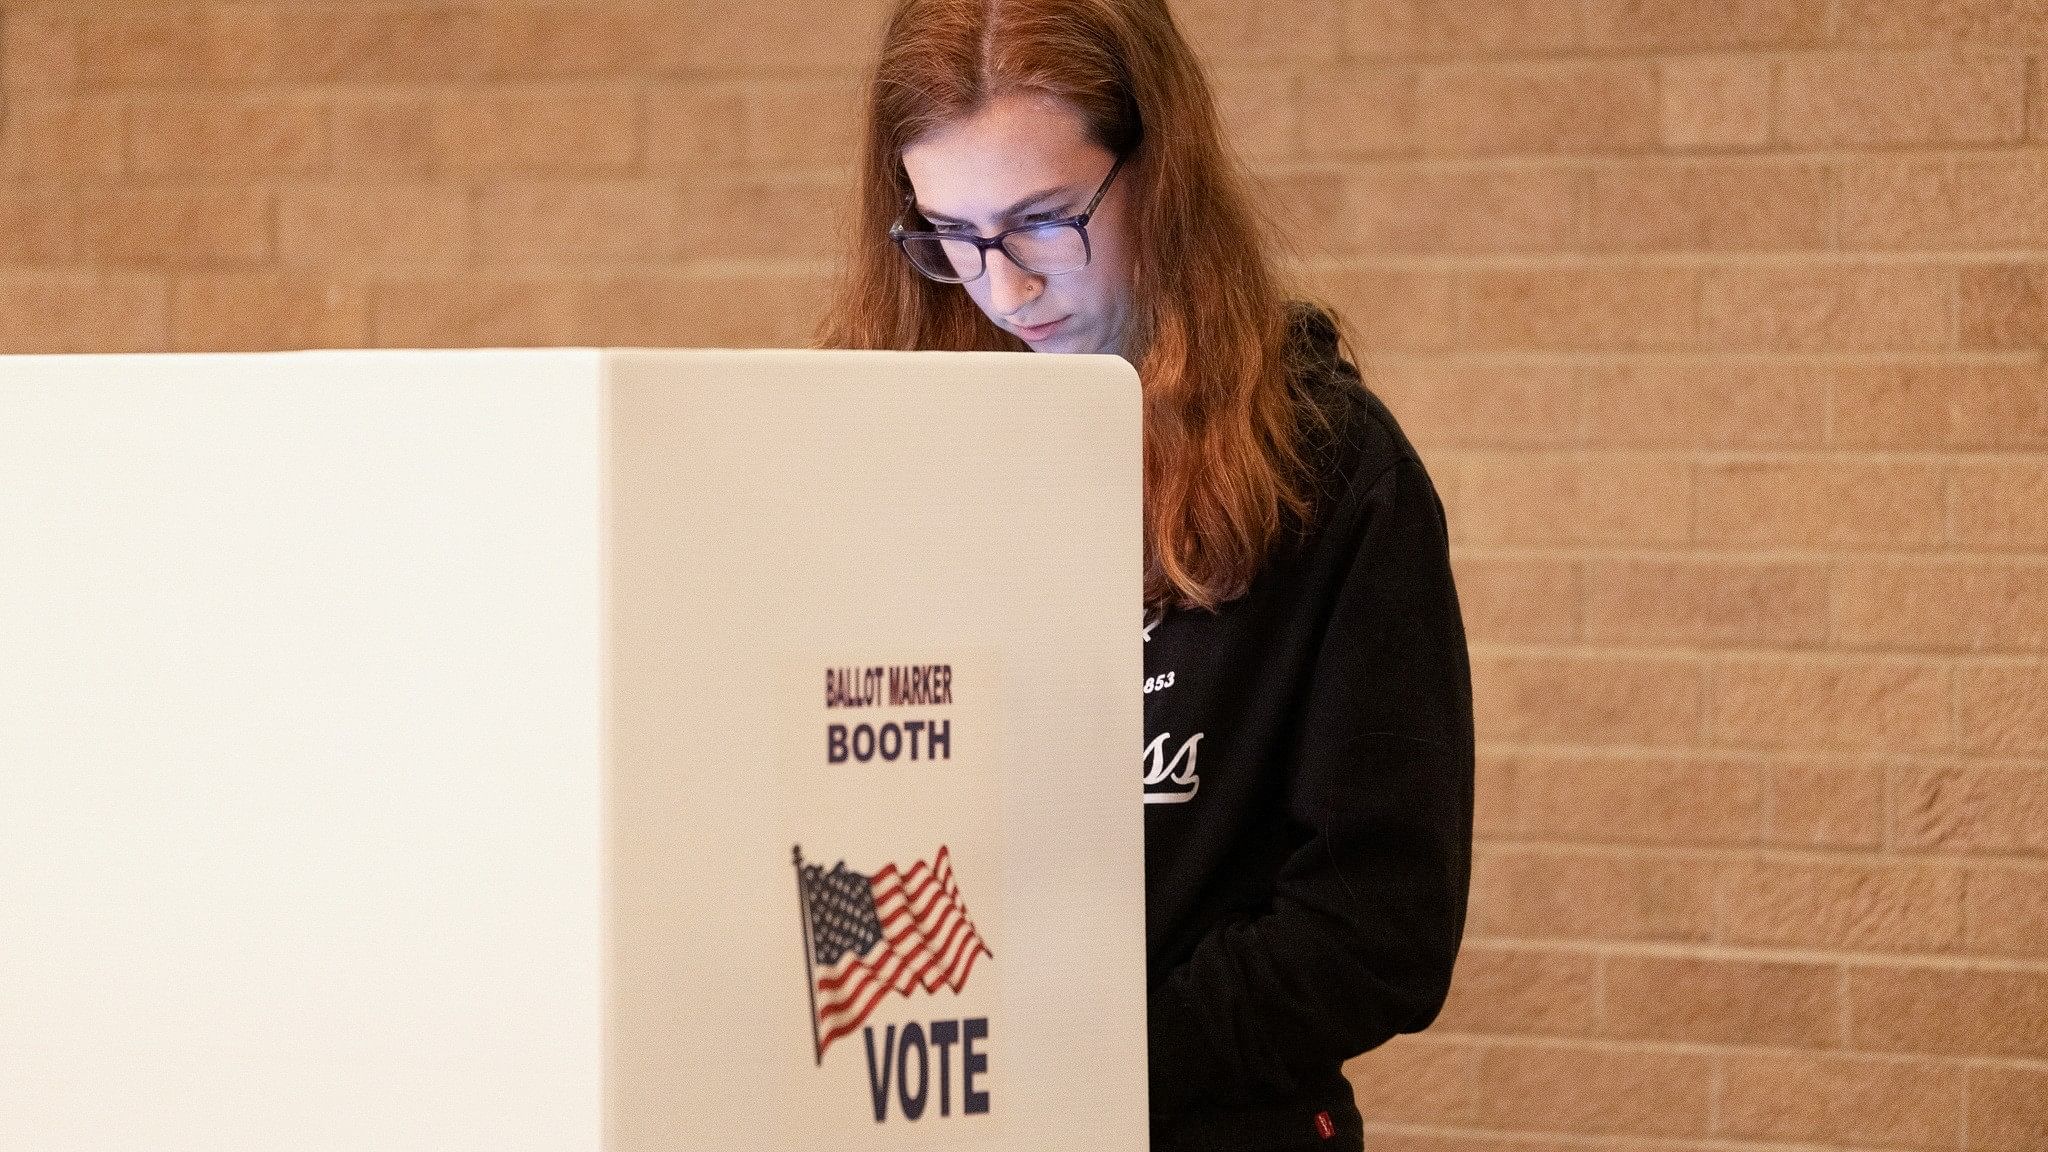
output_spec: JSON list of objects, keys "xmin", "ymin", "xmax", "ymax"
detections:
[{"xmin": 984, "ymin": 246, "xmax": 1044, "ymax": 321}]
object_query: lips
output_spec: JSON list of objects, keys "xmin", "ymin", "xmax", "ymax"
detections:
[{"xmin": 1012, "ymin": 315, "xmax": 1069, "ymax": 340}]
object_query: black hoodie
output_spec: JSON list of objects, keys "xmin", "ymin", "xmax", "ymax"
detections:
[{"xmin": 1143, "ymin": 303, "xmax": 1475, "ymax": 1152}]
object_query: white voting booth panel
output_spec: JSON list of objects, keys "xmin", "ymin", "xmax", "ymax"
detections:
[{"xmin": 0, "ymin": 348, "xmax": 1145, "ymax": 1152}]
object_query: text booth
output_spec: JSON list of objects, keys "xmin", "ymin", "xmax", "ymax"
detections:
[{"xmin": 0, "ymin": 348, "xmax": 1147, "ymax": 1151}]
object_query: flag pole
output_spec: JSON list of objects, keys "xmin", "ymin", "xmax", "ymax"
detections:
[{"xmin": 793, "ymin": 844, "xmax": 824, "ymax": 1065}]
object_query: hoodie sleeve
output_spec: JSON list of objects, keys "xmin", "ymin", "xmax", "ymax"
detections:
[{"xmin": 1146, "ymin": 452, "xmax": 1476, "ymax": 1109}]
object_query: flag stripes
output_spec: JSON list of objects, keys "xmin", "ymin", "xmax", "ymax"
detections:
[{"xmin": 797, "ymin": 844, "xmax": 993, "ymax": 1058}]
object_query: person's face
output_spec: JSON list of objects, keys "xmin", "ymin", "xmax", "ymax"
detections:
[{"xmin": 900, "ymin": 91, "xmax": 1134, "ymax": 357}]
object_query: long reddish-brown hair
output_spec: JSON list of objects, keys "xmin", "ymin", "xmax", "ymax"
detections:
[{"xmin": 816, "ymin": 0, "xmax": 1348, "ymax": 611}]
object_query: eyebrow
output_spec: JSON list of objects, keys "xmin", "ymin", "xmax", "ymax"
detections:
[{"xmin": 914, "ymin": 185, "xmax": 1077, "ymax": 226}]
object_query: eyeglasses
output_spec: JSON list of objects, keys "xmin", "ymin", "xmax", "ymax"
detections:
[{"xmin": 890, "ymin": 153, "xmax": 1126, "ymax": 284}]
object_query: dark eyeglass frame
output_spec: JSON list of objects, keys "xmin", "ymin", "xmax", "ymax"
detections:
[{"xmin": 889, "ymin": 152, "xmax": 1127, "ymax": 284}]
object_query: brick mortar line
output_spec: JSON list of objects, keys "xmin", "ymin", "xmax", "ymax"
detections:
[
  {"xmin": 1820, "ymin": 542, "xmax": 1841, "ymax": 652},
  {"xmin": 1474, "ymin": 840, "xmax": 2048, "ymax": 870},
  {"xmin": 0, "ymin": 273, "xmax": 172, "ymax": 292},
  {"xmin": 247, "ymin": 166, "xmax": 856, "ymax": 181},
  {"xmin": 360, "ymin": 258, "xmax": 839, "ymax": 277},
  {"xmin": 1286, "ymin": 42, "xmax": 2007, "ymax": 67},
  {"xmin": 1359, "ymin": 1118, "xmax": 1941, "ymax": 1152},
  {"xmin": 19, "ymin": 234, "xmax": 2048, "ymax": 274},
  {"xmin": 1686, "ymin": 443, "xmax": 1704, "ymax": 559},
  {"xmin": 1474, "ymin": 738, "xmax": 1952, "ymax": 764},
  {"xmin": 1472, "ymin": 840, "xmax": 2048, "ymax": 872},
  {"xmin": 1356, "ymin": 348, "xmax": 2043, "ymax": 364},
  {"xmin": 1300, "ymin": 251, "xmax": 2048, "ymax": 269},
  {"xmin": 85, "ymin": 70, "xmax": 860, "ymax": 85},
  {"xmin": 1314, "ymin": 243, "xmax": 2046, "ymax": 260},
  {"xmin": 1882, "ymin": 736, "xmax": 1903, "ymax": 858},
  {"xmin": 1306, "ymin": 37, "xmax": 1940, "ymax": 62},
  {"xmin": 55, "ymin": 45, "xmax": 2025, "ymax": 83},
  {"xmin": 12, "ymin": 68, "xmax": 872, "ymax": 94},
  {"xmin": 52, "ymin": 79, "xmax": 658, "ymax": 101},
  {"xmin": 1449, "ymin": 545, "xmax": 2048, "ymax": 561},
  {"xmin": 2026, "ymin": 53, "xmax": 2039, "ymax": 144},
  {"xmin": 1265, "ymin": 142, "xmax": 2048, "ymax": 175},
  {"xmin": 1474, "ymin": 739, "xmax": 2048, "ymax": 773},
  {"xmin": 1435, "ymin": 446, "xmax": 2048, "ymax": 463},
  {"xmin": 19, "ymin": 30, "xmax": 2026, "ymax": 74},
  {"xmin": 1959, "ymin": 1062, "xmax": 1973, "ymax": 1150},
  {"xmin": 27, "ymin": 30, "xmax": 2003, "ymax": 59},
  {"xmin": 0, "ymin": 262, "xmax": 172, "ymax": 277},
  {"xmin": 24, "ymin": 138, "xmax": 2048, "ymax": 176},
  {"xmin": 1313, "ymin": 40, "xmax": 2048, "ymax": 64},
  {"xmin": 0, "ymin": 260, "xmax": 699, "ymax": 275},
  {"xmin": 1588, "ymin": 950, "xmax": 1607, "ymax": 1035},
  {"xmin": 1381, "ymin": 1031, "xmax": 2048, "ymax": 1074},
  {"xmin": 1425, "ymin": 444, "xmax": 2048, "ymax": 458},
  {"xmin": 1473, "ymin": 728, "xmax": 2010, "ymax": 756},
  {"xmin": 1456, "ymin": 935, "xmax": 2048, "ymax": 975},
  {"xmin": 1835, "ymin": 965, "xmax": 1853, "ymax": 1051},
  {"xmin": 263, "ymin": 176, "xmax": 682, "ymax": 188},
  {"xmin": 1450, "ymin": 544, "xmax": 2048, "ymax": 564},
  {"xmin": 1824, "ymin": 143, "xmax": 1842, "ymax": 254},
  {"xmin": 1474, "ymin": 627, "xmax": 2048, "ymax": 655},
  {"xmin": 1703, "ymin": 992, "xmax": 1720, "ymax": 1123},
  {"xmin": 1945, "ymin": 223, "xmax": 1965, "ymax": 350},
  {"xmin": 347, "ymin": 258, "xmax": 837, "ymax": 277},
  {"xmin": 1469, "ymin": 639, "xmax": 2048, "ymax": 663},
  {"xmin": 1474, "ymin": 824, "xmax": 2048, "ymax": 860},
  {"xmin": 1266, "ymin": 140, "xmax": 2048, "ymax": 170}
]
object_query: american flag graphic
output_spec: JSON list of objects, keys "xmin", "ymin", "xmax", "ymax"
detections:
[{"xmin": 792, "ymin": 844, "xmax": 994, "ymax": 1062}]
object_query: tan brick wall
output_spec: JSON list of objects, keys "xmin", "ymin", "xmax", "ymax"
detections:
[{"xmin": 5, "ymin": 2, "xmax": 2045, "ymax": 1148}]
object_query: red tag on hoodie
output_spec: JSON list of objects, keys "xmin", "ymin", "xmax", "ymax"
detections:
[{"xmin": 1313, "ymin": 1110, "xmax": 1335, "ymax": 1140}]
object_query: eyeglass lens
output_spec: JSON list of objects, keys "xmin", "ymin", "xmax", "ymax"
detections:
[{"xmin": 901, "ymin": 222, "xmax": 1091, "ymax": 283}]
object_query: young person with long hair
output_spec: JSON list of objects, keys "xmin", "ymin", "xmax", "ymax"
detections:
[{"xmin": 817, "ymin": 2, "xmax": 1474, "ymax": 1148}]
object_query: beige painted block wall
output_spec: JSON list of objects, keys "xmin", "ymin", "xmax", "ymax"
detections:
[{"xmin": 3, "ymin": 1, "xmax": 2045, "ymax": 1148}]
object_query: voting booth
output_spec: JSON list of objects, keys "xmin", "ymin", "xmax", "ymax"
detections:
[{"xmin": 0, "ymin": 349, "xmax": 1147, "ymax": 1151}]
